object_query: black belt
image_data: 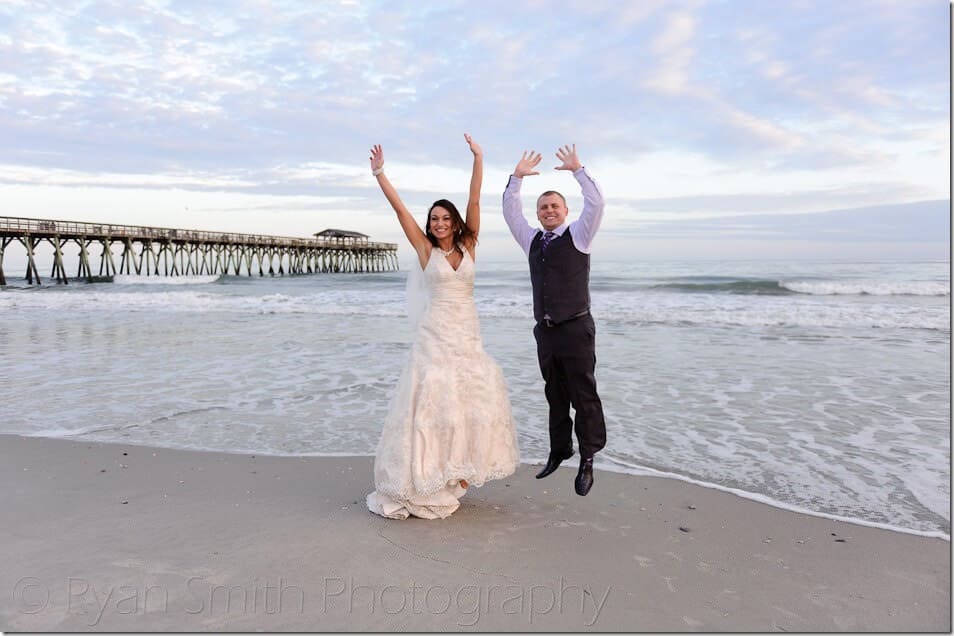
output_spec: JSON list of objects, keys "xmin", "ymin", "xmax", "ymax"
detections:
[{"xmin": 539, "ymin": 309, "xmax": 590, "ymax": 328}]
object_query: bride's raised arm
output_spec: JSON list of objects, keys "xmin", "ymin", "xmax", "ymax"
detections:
[
  {"xmin": 463, "ymin": 133, "xmax": 482, "ymax": 253},
  {"xmin": 369, "ymin": 144, "xmax": 430, "ymax": 268}
]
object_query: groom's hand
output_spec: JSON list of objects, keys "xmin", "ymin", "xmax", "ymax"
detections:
[
  {"xmin": 514, "ymin": 151, "xmax": 542, "ymax": 177},
  {"xmin": 555, "ymin": 144, "xmax": 582, "ymax": 172}
]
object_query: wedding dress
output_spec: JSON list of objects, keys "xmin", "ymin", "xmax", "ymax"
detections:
[{"xmin": 366, "ymin": 247, "xmax": 520, "ymax": 519}]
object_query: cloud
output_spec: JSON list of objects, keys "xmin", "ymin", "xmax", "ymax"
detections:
[
  {"xmin": 629, "ymin": 199, "xmax": 950, "ymax": 243},
  {"xmin": 0, "ymin": 0, "xmax": 947, "ymax": 262},
  {"xmin": 645, "ymin": 10, "xmax": 697, "ymax": 95}
]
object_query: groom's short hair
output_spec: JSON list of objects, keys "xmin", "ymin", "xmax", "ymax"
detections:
[{"xmin": 537, "ymin": 191, "xmax": 567, "ymax": 208}]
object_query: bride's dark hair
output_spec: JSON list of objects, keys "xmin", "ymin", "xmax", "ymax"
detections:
[{"xmin": 424, "ymin": 199, "xmax": 477, "ymax": 246}]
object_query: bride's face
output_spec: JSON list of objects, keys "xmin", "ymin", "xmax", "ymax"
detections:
[{"xmin": 429, "ymin": 207, "xmax": 457, "ymax": 241}]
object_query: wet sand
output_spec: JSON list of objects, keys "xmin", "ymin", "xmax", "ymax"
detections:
[{"xmin": 0, "ymin": 433, "xmax": 949, "ymax": 631}]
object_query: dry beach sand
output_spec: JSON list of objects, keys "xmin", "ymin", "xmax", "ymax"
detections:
[{"xmin": 0, "ymin": 433, "xmax": 949, "ymax": 632}]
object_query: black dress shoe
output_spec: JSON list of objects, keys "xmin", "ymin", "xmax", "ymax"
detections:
[
  {"xmin": 575, "ymin": 457, "xmax": 594, "ymax": 496},
  {"xmin": 535, "ymin": 448, "xmax": 574, "ymax": 479}
]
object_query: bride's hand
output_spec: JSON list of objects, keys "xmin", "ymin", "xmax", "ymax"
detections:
[
  {"xmin": 369, "ymin": 144, "xmax": 384, "ymax": 173},
  {"xmin": 464, "ymin": 133, "xmax": 482, "ymax": 158}
]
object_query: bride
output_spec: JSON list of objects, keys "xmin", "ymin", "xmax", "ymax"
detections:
[{"xmin": 365, "ymin": 134, "xmax": 520, "ymax": 520}]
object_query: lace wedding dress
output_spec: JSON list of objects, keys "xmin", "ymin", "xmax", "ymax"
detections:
[{"xmin": 366, "ymin": 247, "xmax": 520, "ymax": 519}]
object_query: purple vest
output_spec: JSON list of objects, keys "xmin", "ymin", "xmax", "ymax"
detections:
[{"xmin": 528, "ymin": 230, "xmax": 591, "ymax": 323}]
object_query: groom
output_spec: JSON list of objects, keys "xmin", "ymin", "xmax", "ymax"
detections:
[{"xmin": 502, "ymin": 144, "xmax": 607, "ymax": 496}]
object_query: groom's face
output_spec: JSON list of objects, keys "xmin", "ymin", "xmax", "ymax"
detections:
[{"xmin": 536, "ymin": 193, "xmax": 568, "ymax": 231}]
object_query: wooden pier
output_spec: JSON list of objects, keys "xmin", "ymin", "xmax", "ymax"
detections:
[{"xmin": 0, "ymin": 216, "xmax": 399, "ymax": 285}]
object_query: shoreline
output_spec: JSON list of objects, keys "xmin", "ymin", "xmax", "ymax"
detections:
[
  {"xmin": 2, "ymin": 432, "xmax": 949, "ymax": 631},
  {"xmin": 10, "ymin": 431, "xmax": 950, "ymax": 541}
]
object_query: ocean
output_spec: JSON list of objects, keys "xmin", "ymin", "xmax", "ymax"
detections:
[{"xmin": 0, "ymin": 259, "xmax": 949, "ymax": 538}]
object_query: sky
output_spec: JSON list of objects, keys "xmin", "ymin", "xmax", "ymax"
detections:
[{"xmin": 0, "ymin": 0, "xmax": 950, "ymax": 265}]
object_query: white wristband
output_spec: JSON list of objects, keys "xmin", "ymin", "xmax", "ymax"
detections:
[{"xmin": 372, "ymin": 167, "xmax": 384, "ymax": 176}]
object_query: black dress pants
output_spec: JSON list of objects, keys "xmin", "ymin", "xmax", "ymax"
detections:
[{"xmin": 533, "ymin": 312, "xmax": 606, "ymax": 460}]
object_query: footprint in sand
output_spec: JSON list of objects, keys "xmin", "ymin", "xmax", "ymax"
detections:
[
  {"xmin": 663, "ymin": 576, "xmax": 677, "ymax": 593},
  {"xmin": 682, "ymin": 616, "xmax": 704, "ymax": 628}
]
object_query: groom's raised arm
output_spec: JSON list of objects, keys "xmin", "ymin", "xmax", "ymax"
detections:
[
  {"xmin": 502, "ymin": 151, "xmax": 544, "ymax": 257},
  {"xmin": 554, "ymin": 144, "xmax": 603, "ymax": 254},
  {"xmin": 567, "ymin": 167, "xmax": 604, "ymax": 254}
]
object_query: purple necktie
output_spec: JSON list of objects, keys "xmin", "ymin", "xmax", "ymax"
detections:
[{"xmin": 541, "ymin": 231, "xmax": 556, "ymax": 251}]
